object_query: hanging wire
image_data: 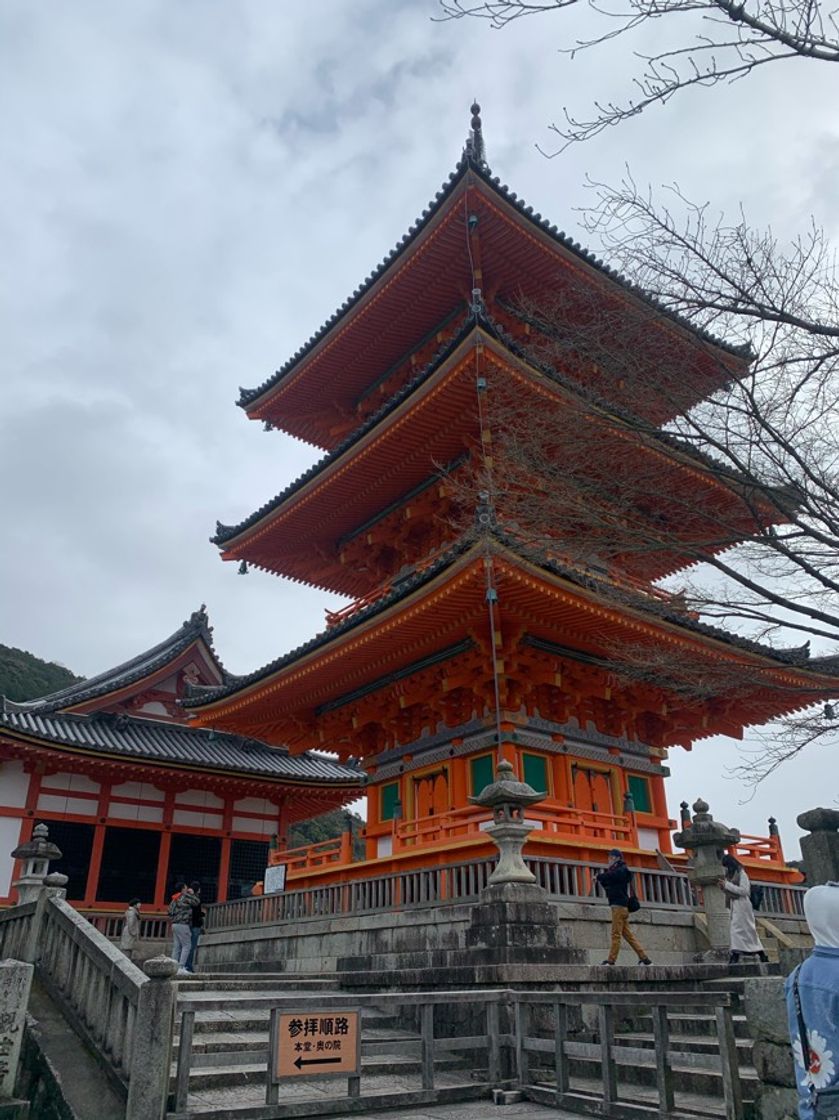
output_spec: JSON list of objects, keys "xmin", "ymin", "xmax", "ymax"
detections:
[{"xmin": 464, "ymin": 196, "xmax": 505, "ymax": 766}]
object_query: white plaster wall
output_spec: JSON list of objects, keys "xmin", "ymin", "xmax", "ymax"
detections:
[
  {"xmin": 40, "ymin": 772, "xmax": 99, "ymax": 793},
  {"xmin": 234, "ymin": 797, "xmax": 277, "ymax": 815},
  {"xmin": 176, "ymin": 789, "xmax": 224, "ymax": 808},
  {"xmin": 111, "ymin": 781, "xmax": 165, "ymax": 801},
  {"xmin": 110, "ymin": 802, "xmax": 163, "ymax": 823},
  {"xmin": 0, "ymin": 816, "xmax": 23, "ymax": 897},
  {"xmin": 137, "ymin": 701, "xmax": 169, "ymax": 716},
  {"xmin": 637, "ymin": 827, "xmax": 660, "ymax": 850},
  {"xmin": 0, "ymin": 761, "xmax": 30, "ymax": 809},
  {"xmin": 172, "ymin": 808, "xmax": 223, "ymax": 829},
  {"xmin": 231, "ymin": 816, "xmax": 276, "ymax": 836},
  {"xmin": 37, "ymin": 794, "xmax": 97, "ymax": 816}
]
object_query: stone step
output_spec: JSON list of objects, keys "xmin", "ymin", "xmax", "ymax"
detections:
[
  {"xmin": 663, "ymin": 1012, "xmax": 751, "ymax": 1039},
  {"xmin": 528, "ymin": 1075, "xmax": 737, "ymax": 1118},
  {"xmin": 559, "ymin": 1050, "xmax": 759, "ymax": 1098},
  {"xmin": 614, "ymin": 1031, "xmax": 754, "ymax": 1062},
  {"xmin": 174, "ymin": 1051, "xmax": 471, "ymax": 1092}
]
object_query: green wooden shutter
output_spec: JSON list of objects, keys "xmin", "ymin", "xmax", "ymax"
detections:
[
  {"xmin": 469, "ymin": 753, "xmax": 495, "ymax": 796},
  {"xmin": 627, "ymin": 775, "xmax": 652, "ymax": 813}
]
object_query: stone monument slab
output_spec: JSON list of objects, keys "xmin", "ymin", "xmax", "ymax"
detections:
[{"xmin": 0, "ymin": 960, "xmax": 33, "ymax": 1100}]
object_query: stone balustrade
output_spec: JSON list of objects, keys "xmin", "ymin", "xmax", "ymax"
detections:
[{"xmin": 0, "ymin": 892, "xmax": 177, "ymax": 1120}]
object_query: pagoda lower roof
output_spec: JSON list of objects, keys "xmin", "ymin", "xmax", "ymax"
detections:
[
  {"xmin": 238, "ymin": 155, "xmax": 749, "ymax": 448},
  {"xmin": 8, "ymin": 605, "xmax": 227, "ymax": 715},
  {"xmin": 185, "ymin": 532, "xmax": 838, "ymax": 749},
  {"xmin": 212, "ymin": 317, "xmax": 786, "ymax": 596},
  {"xmin": 0, "ymin": 708, "xmax": 363, "ymax": 788}
]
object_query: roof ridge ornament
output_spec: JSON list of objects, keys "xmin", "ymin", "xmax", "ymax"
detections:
[{"xmin": 464, "ymin": 100, "xmax": 487, "ymax": 167}]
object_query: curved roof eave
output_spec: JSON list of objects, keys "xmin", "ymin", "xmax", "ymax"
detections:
[{"xmin": 236, "ymin": 154, "xmax": 750, "ymax": 416}]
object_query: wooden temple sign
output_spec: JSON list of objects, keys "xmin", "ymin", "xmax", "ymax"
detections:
[{"xmin": 274, "ymin": 1011, "xmax": 361, "ymax": 1079}]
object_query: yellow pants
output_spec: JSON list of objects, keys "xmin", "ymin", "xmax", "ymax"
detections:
[{"xmin": 608, "ymin": 906, "xmax": 647, "ymax": 962}]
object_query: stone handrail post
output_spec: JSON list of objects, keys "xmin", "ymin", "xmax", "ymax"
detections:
[{"xmin": 125, "ymin": 956, "xmax": 179, "ymax": 1120}]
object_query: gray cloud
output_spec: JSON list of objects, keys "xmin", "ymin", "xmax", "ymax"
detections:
[{"xmin": 1, "ymin": 0, "xmax": 836, "ymax": 851}]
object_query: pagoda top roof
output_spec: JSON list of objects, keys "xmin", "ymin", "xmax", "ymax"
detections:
[
  {"xmin": 186, "ymin": 530, "xmax": 838, "ymax": 713},
  {"xmin": 6, "ymin": 605, "xmax": 228, "ymax": 715},
  {"xmin": 0, "ymin": 707, "xmax": 363, "ymax": 786},
  {"xmin": 237, "ymin": 106, "xmax": 749, "ymax": 420}
]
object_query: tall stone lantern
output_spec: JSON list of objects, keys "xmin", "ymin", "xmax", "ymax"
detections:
[
  {"xmin": 11, "ymin": 822, "xmax": 64, "ymax": 904},
  {"xmin": 673, "ymin": 798, "xmax": 740, "ymax": 958},
  {"xmin": 469, "ymin": 757, "xmax": 545, "ymax": 886}
]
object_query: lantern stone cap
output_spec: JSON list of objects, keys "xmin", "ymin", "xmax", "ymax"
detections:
[
  {"xmin": 11, "ymin": 822, "xmax": 62, "ymax": 862},
  {"xmin": 468, "ymin": 758, "xmax": 545, "ymax": 808},
  {"xmin": 673, "ymin": 796, "xmax": 740, "ymax": 850},
  {"xmin": 797, "ymin": 808, "xmax": 839, "ymax": 833}
]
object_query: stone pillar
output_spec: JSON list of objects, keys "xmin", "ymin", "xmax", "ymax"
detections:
[
  {"xmin": 125, "ymin": 956, "xmax": 178, "ymax": 1120},
  {"xmin": 464, "ymin": 758, "xmax": 583, "ymax": 970},
  {"xmin": 0, "ymin": 960, "xmax": 33, "ymax": 1104},
  {"xmin": 743, "ymin": 977, "xmax": 799, "ymax": 1120},
  {"xmin": 10, "ymin": 825, "xmax": 62, "ymax": 906},
  {"xmin": 797, "ymin": 808, "xmax": 839, "ymax": 885},
  {"xmin": 673, "ymin": 798, "xmax": 740, "ymax": 959}
]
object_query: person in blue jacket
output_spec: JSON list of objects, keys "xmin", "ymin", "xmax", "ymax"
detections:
[{"xmin": 785, "ymin": 881, "xmax": 839, "ymax": 1119}]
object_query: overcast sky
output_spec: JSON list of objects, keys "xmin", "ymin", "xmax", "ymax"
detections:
[{"xmin": 1, "ymin": 1, "xmax": 836, "ymax": 853}]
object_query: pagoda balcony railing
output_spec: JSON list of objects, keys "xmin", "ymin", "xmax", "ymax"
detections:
[
  {"xmin": 391, "ymin": 800, "xmax": 633, "ymax": 850},
  {"xmin": 203, "ymin": 853, "xmax": 806, "ymax": 933}
]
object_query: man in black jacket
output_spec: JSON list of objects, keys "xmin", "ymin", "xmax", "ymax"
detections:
[{"xmin": 596, "ymin": 849, "xmax": 652, "ymax": 966}]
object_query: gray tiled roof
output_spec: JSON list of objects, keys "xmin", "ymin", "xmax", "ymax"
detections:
[
  {"xmin": 0, "ymin": 709, "xmax": 363, "ymax": 785},
  {"xmin": 6, "ymin": 606, "xmax": 230, "ymax": 714},
  {"xmin": 237, "ymin": 153, "xmax": 748, "ymax": 413}
]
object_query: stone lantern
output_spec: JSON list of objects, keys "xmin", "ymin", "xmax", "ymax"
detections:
[
  {"xmin": 469, "ymin": 757, "xmax": 545, "ymax": 886},
  {"xmin": 11, "ymin": 822, "xmax": 64, "ymax": 904},
  {"xmin": 673, "ymin": 798, "xmax": 740, "ymax": 957}
]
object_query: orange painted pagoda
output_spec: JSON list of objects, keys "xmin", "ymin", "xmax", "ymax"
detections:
[{"xmin": 186, "ymin": 107, "xmax": 839, "ymax": 887}]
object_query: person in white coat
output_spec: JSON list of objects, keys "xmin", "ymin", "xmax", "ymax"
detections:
[
  {"xmin": 119, "ymin": 898, "xmax": 141, "ymax": 961},
  {"xmin": 719, "ymin": 854, "xmax": 768, "ymax": 964}
]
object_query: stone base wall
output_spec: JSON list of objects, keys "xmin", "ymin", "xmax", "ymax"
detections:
[{"xmin": 196, "ymin": 898, "xmax": 810, "ymax": 976}]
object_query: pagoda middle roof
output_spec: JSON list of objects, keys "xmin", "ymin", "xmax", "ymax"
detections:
[
  {"xmin": 212, "ymin": 314, "xmax": 786, "ymax": 593},
  {"xmin": 237, "ymin": 150, "xmax": 749, "ymax": 447}
]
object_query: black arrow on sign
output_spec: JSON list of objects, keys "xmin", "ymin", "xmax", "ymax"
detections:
[{"xmin": 294, "ymin": 1056, "xmax": 343, "ymax": 1070}]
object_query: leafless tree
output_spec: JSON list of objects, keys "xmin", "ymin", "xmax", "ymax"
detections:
[
  {"xmin": 444, "ymin": 175, "xmax": 839, "ymax": 781},
  {"xmin": 438, "ymin": 0, "xmax": 839, "ymax": 147}
]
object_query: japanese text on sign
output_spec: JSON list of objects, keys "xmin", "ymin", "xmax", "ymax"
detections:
[{"xmin": 275, "ymin": 1011, "xmax": 360, "ymax": 1079}]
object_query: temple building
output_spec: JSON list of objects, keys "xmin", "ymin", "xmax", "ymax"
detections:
[
  {"xmin": 180, "ymin": 106, "xmax": 839, "ymax": 894},
  {"xmin": 0, "ymin": 607, "xmax": 363, "ymax": 912}
]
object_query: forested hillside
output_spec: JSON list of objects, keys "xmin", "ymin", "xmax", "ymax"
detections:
[
  {"xmin": 289, "ymin": 807, "xmax": 366, "ymax": 859},
  {"xmin": 0, "ymin": 644, "xmax": 82, "ymax": 703}
]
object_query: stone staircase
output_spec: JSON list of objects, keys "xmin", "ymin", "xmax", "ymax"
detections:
[
  {"xmin": 171, "ymin": 974, "xmax": 475, "ymax": 1115},
  {"xmin": 525, "ymin": 979, "xmax": 760, "ymax": 1118}
]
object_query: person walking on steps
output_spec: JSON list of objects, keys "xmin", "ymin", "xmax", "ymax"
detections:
[
  {"xmin": 719, "ymin": 854, "xmax": 768, "ymax": 964},
  {"xmin": 169, "ymin": 882, "xmax": 200, "ymax": 975},
  {"xmin": 119, "ymin": 897, "xmax": 141, "ymax": 962},
  {"xmin": 184, "ymin": 880, "xmax": 204, "ymax": 973},
  {"xmin": 596, "ymin": 848, "xmax": 652, "ymax": 966}
]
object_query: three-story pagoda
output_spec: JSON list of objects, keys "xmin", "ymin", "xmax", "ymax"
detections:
[{"xmin": 186, "ymin": 107, "xmax": 838, "ymax": 882}]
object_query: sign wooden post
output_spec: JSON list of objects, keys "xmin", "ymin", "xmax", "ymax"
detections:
[{"xmin": 273, "ymin": 1010, "xmax": 361, "ymax": 1081}]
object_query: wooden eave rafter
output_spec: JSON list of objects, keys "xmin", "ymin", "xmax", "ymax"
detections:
[
  {"xmin": 219, "ymin": 330, "xmax": 776, "ymax": 595},
  {"xmin": 247, "ymin": 169, "xmax": 746, "ymax": 448},
  {"xmin": 190, "ymin": 539, "xmax": 837, "ymax": 753}
]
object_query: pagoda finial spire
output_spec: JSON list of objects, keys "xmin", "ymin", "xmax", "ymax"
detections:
[{"xmin": 465, "ymin": 100, "xmax": 487, "ymax": 167}]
